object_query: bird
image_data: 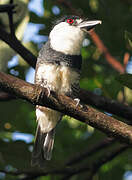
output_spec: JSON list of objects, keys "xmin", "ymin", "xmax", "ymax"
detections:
[{"xmin": 32, "ymin": 15, "xmax": 101, "ymax": 166}]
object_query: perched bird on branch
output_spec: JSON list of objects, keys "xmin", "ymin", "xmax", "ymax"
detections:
[{"xmin": 32, "ymin": 15, "xmax": 101, "ymax": 166}]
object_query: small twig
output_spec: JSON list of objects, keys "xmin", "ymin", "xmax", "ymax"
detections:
[
  {"xmin": 89, "ymin": 30, "xmax": 125, "ymax": 73},
  {"xmin": 7, "ymin": 0, "xmax": 15, "ymax": 35},
  {"xmin": 121, "ymin": 52, "xmax": 130, "ymax": 103},
  {"xmin": 56, "ymin": 0, "xmax": 125, "ymax": 74},
  {"xmin": 123, "ymin": 52, "xmax": 130, "ymax": 71}
]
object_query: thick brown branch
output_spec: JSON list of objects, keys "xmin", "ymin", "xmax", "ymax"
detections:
[
  {"xmin": 0, "ymin": 72, "xmax": 132, "ymax": 145},
  {"xmin": 0, "ymin": 28, "xmax": 132, "ymax": 121}
]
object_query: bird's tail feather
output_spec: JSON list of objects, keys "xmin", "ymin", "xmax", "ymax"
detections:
[
  {"xmin": 31, "ymin": 125, "xmax": 55, "ymax": 167},
  {"xmin": 44, "ymin": 131, "xmax": 55, "ymax": 160}
]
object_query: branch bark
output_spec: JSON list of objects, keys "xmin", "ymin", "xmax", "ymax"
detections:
[
  {"xmin": 0, "ymin": 28, "xmax": 132, "ymax": 121},
  {"xmin": 79, "ymin": 89, "xmax": 132, "ymax": 122},
  {"xmin": 0, "ymin": 71, "xmax": 132, "ymax": 145}
]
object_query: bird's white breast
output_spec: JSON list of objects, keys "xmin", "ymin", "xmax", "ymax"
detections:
[
  {"xmin": 35, "ymin": 63, "xmax": 80, "ymax": 132},
  {"xmin": 36, "ymin": 63, "xmax": 80, "ymax": 94}
]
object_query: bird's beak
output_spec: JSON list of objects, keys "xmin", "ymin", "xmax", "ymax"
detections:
[{"xmin": 78, "ymin": 20, "xmax": 102, "ymax": 31}]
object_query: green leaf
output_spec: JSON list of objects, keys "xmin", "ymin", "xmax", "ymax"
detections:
[
  {"xmin": 116, "ymin": 74, "xmax": 132, "ymax": 89},
  {"xmin": 125, "ymin": 31, "xmax": 132, "ymax": 50}
]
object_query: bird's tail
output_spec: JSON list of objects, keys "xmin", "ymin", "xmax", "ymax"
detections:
[{"xmin": 31, "ymin": 124, "xmax": 55, "ymax": 166}]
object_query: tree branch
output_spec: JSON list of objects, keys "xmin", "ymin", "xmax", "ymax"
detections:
[
  {"xmin": 7, "ymin": 0, "xmax": 15, "ymax": 35},
  {"xmin": 79, "ymin": 89, "xmax": 132, "ymax": 122},
  {"xmin": 0, "ymin": 71, "xmax": 132, "ymax": 145},
  {"xmin": 89, "ymin": 30, "xmax": 125, "ymax": 73},
  {"xmin": 56, "ymin": 0, "xmax": 125, "ymax": 74},
  {"xmin": 0, "ymin": 28, "xmax": 36, "ymax": 68},
  {"xmin": 0, "ymin": 28, "xmax": 132, "ymax": 121},
  {"xmin": 0, "ymin": 2, "xmax": 130, "ymax": 180}
]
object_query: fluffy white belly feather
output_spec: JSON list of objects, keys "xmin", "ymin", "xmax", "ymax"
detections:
[
  {"xmin": 36, "ymin": 63, "xmax": 80, "ymax": 133},
  {"xmin": 36, "ymin": 63, "xmax": 79, "ymax": 93}
]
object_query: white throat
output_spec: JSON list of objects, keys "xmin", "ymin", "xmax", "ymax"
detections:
[{"xmin": 49, "ymin": 22, "xmax": 85, "ymax": 55}]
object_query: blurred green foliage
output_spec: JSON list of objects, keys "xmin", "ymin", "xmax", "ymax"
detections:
[
  {"xmin": 117, "ymin": 74, "xmax": 132, "ymax": 89},
  {"xmin": 0, "ymin": 0, "xmax": 132, "ymax": 179}
]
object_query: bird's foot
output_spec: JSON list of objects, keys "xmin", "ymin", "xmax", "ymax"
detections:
[
  {"xmin": 74, "ymin": 98, "xmax": 80, "ymax": 107},
  {"xmin": 40, "ymin": 79, "xmax": 51, "ymax": 97},
  {"xmin": 46, "ymin": 86, "xmax": 51, "ymax": 97}
]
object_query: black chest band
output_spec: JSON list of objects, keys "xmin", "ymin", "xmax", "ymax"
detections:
[{"xmin": 38, "ymin": 40, "xmax": 82, "ymax": 71}]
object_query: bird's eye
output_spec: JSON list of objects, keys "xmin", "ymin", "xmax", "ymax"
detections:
[{"xmin": 67, "ymin": 19, "xmax": 74, "ymax": 24}]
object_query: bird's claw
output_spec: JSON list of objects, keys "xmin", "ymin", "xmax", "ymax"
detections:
[
  {"xmin": 47, "ymin": 86, "xmax": 51, "ymax": 97},
  {"xmin": 74, "ymin": 98, "xmax": 80, "ymax": 107}
]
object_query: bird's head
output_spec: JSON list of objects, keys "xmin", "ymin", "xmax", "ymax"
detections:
[{"xmin": 49, "ymin": 15, "xmax": 101, "ymax": 55}]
